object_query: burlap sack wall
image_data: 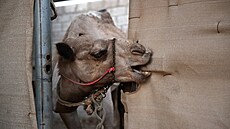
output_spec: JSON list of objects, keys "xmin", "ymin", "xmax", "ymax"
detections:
[
  {"xmin": 125, "ymin": 0, "xmax": 230, "ymax": 129},
  {"xmin": 0, "ymin": 0, "xmax": 37, "ymax": 129}
]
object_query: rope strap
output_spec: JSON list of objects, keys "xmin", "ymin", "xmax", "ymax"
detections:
[{"xmin": 57, "ymin": 85, "xmax": 109, "ymax": 108}]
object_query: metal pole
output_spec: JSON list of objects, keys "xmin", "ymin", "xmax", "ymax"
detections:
[{"xmin": 34, "ymin": 0, "xmax": 52, "ymax": 129}]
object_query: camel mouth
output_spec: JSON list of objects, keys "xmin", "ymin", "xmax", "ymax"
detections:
[
  {"xmin": 118, "ymin": 65, "xmax": 151, "ymax": 93},
  {"xmin": 120, "ymin": 82, "xmax": 140, "ymax": 93},
  {"xmin": 131, "ymin": 65, "xmax": 151, "ymax": 78}
]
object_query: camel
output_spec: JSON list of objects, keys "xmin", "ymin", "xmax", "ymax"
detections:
[{"xmin": 52, "ymin": 10, "xmax": 152, "ymax": 129}]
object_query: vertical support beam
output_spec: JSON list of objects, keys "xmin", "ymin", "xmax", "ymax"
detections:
[{"xmin": 34, "ymin": 0, "xmax": 52, "ymax": 129}]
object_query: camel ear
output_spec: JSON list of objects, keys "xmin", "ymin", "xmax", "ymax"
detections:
[{"xmin": 56, "ymin": 43, "xmax": 75, "ymax": 61}]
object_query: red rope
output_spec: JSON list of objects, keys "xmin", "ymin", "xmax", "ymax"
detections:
[{"xmin": 61, "ymin": 67, "xmax": 115, "ymax": 86}]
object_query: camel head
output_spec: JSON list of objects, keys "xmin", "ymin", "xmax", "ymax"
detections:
[{"xmin": 56, "ymin": 11, "xmax": 152, "ymax": 90}]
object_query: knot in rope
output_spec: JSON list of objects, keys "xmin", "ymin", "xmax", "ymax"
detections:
[{"xmin": 92, "ymin": 93, "xmax": 106, "ymax": 129}]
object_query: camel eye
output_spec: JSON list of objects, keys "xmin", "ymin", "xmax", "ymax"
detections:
[{"xmin": 90, "ymin": 49, "xmax": 107, "ymax": 59}]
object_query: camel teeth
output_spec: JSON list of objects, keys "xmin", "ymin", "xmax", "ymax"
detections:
[
  {"xmin": 142, "ymin": 71, "xmax": 151, "ymax": 76},
  {"xmin": 133, "ymin": 69, "xmax": 151, "ymax": 76}
]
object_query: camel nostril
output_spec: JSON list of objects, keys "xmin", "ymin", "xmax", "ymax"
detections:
[
  {"xmin": 131, "ymin": 43, "xmax": 146, "ymax": 55},
  {"xmin": 131, "ymin": 49, "xmax": 145, "ymax": 55}
]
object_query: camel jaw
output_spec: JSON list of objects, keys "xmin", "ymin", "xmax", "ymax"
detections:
[{"xmin": 119, "ymin": 82, "xmax": 140, "ymax": 93}]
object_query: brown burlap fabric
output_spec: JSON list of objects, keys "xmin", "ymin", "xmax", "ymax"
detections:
[
  {"xmin": 0, "ymin": 0, "xmax": 37, "ymax": 128},
  {"xmin": 125, "ymin": 0, "xmax": 230, "ymax": 129}
]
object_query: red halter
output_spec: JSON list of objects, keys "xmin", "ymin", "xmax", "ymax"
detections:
[{"xmin": 61, "ymin": 67, "xmax": 115, "ymax": 86}]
